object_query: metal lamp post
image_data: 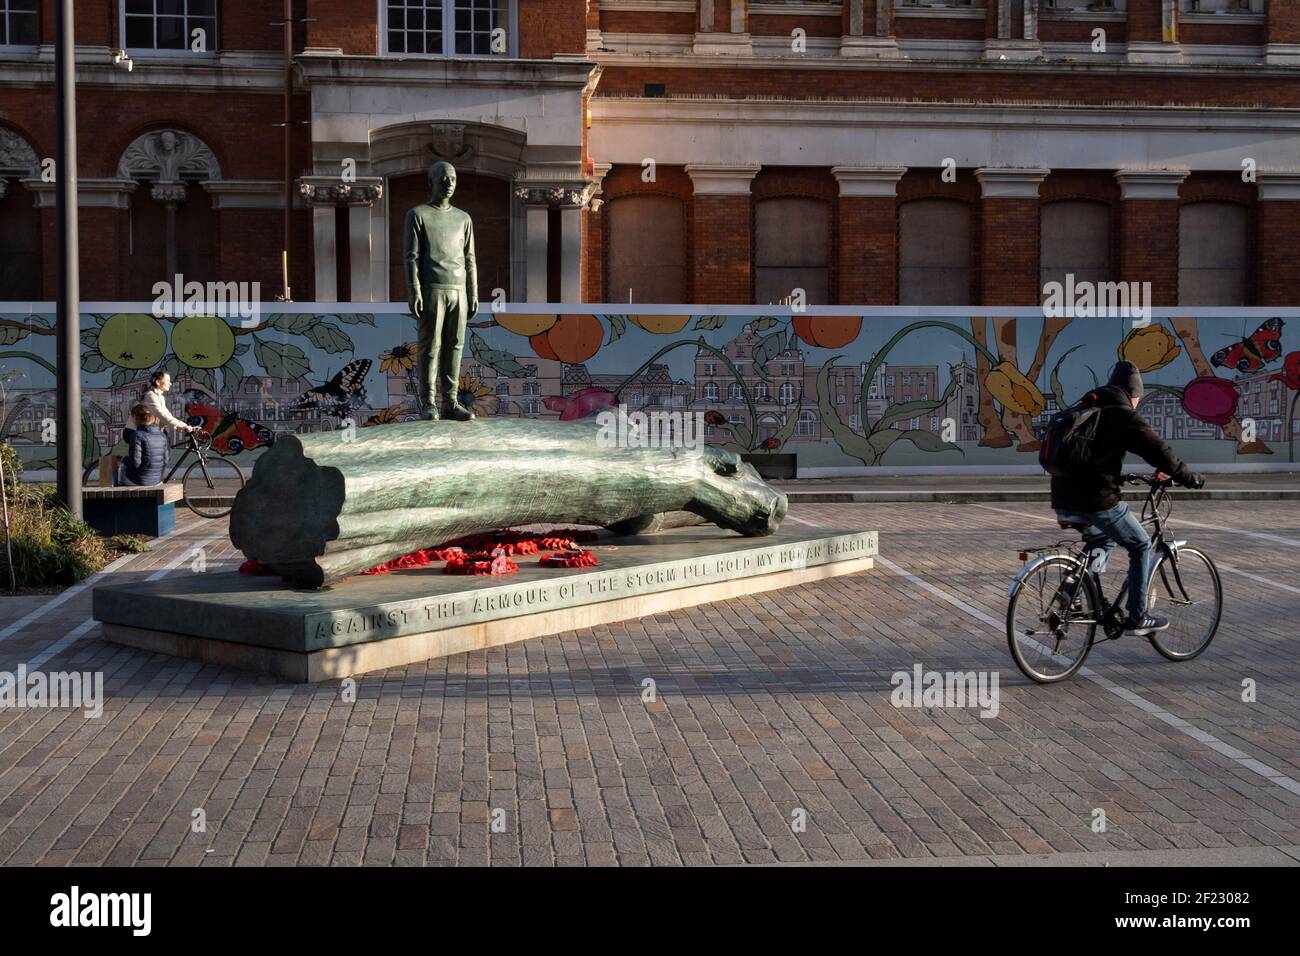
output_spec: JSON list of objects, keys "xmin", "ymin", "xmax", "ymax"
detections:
[{"xmin": 55, "ymin": 0, "xmax": 82, "ymax": 517}]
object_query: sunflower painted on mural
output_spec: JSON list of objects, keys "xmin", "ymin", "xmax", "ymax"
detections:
[
  {"xmin": 457, "ymin": 372, "xmax": 498, "ymax": 417},
  {"xmin": 363, "ymin": 406, "xmax": 401, "ymax": 427},
  {"xmin": 1119, "ymin": 324, "xmax": 1181, "ymax": 372},
  {"xmin": 378, "ymin": 342, "xmax": 417, "ymax": 375}
]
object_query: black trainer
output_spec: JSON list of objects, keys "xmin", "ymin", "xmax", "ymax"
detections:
[
  {"xmin": 1122, "ymin": 614, "xmax": 1169, "ymax": 636},
  {"xmin": 442, "ymin": 402, "xmax": 474, "ymax": 422}
]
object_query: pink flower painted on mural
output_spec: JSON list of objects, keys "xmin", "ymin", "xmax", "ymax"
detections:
[
  {"xmin": 1270, "ymin": 352, "xmax": 1300, "ymax": 391},
  {"xmin": 1182, "ymin": 377, "xmax": 1240, "ymax": 427},
  {"xmin": 542, "ymin": 386, "xmax": 618, "ymax": 421}
]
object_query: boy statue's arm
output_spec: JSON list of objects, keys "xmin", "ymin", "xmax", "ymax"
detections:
[
  {"xmin": 464, "ymin": 217, "xmax": 478, "ymax": 315},
  {"xmin": 403, "ymin": 207, "xmax": 423, "ymax": 316}
]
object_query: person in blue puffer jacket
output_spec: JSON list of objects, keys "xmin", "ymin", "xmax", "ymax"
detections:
[{"xmin": 120, "ymin": 404, "xmax": 169, "ymax": 486}]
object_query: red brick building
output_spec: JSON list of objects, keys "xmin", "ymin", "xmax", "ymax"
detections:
[{"xmin": 2, "ymin": 1, "xmax": 1299, "ymax": 306}]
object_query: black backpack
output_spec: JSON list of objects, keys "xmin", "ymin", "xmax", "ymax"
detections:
[{"xmin": 1039, "ymin": 392, "xmax": 1103, "ymax": 478}]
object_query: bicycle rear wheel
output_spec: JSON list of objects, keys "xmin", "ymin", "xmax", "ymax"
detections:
[
  {"xmin": 1006, "ymin": 555, "xmax": 1098, "ymax": 683},
  {"xmin": 1146, "ymin": 546, "xmax": 1222, "ymax": 661},
  {"xmin": 181, "ymin": 453, "xmax": 245, "ymax": 519}
]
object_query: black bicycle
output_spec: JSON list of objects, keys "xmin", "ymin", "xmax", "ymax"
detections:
[
  {"xmin": 165, "ymin": 430, "xmax": 246, "ymax": 519},
  {"xmin": 1006, "ymin": 472, "xmax": 1223, "ymax": 683}
]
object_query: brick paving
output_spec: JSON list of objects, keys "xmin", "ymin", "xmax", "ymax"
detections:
[{"xmin": 0, "ymin": 499, "xmax": 1297, "ymax": 866}]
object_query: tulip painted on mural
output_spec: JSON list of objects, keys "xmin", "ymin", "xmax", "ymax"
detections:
[
  {"xmin": 1181, "ymin": 377, "xmax": 1239, "ymax": 426},
  {"xmin": 792, "ymin": 315, "xmax": 863, "ymax": 349},
  {"xmin": 1118, "ymin": 324, "xmax": 1181, "ymax": 372},
  {"xmin": 1271, "ymin": 352, "xmax": 1300, "ymax": 391},
  {"xmin": 984, "ymin": 362, "xmax": 1045, "ymax": 417},
  {"xmin": 704, "ymin": 410, "xmax": 727, "ymax": 427},
  {"xmin": 542, "ymin": 386, "xmax": 618, "ymax": 421}
]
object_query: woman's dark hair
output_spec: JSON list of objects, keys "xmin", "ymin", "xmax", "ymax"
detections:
[{"xmin": 149, "ymin": 369, "xmax": 169, "ymax": 386}]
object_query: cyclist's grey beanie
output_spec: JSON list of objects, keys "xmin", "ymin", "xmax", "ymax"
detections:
[{"xmin": 1108, "ymin": 360, "xmax": 1143, "ymax": 400}]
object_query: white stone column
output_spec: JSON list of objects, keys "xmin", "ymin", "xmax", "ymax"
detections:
[
  {"xmin": 349, "ymin": 203, "xmax": 374, "ymax": 302},
  {"xmin": 312, "ymin": 206, "xmax": 338, "ymax": 303},
  {"xmin": 524, "ymin": 204, "xmax": 549, "ymax": 303},
  {"xmin": 560, "ymin": 205, "xmax": 583, "ymax": 304}
]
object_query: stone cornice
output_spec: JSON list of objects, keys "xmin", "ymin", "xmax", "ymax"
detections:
[
  {"xmin": 294, "ymin": 53, "xmax": 598, "ymax": 90},
  {"xmin": 298, "ymin": 176, "xmax": 385, "ymax": 206},
  {"xmin": 1256, "ymin": 171, "xmax": 1300, "ymax": 201},
  {"xmin": 685, "ymin": 163, "xmax": 762, "ymax": 194},
  {"xmin": 975, "ymin": 167, "xmax": 1050, "ymax": 198},
  {"xmin": 21, "ymin": 177, "xmax": 138, "ymax": 209},
  {"xmin": 831, "ymin": 165, "xmax": 907, "ymax": 197},
  {"xmin": 1114, "ymin": 168, "xmax": 1190, "ymax": 200}
]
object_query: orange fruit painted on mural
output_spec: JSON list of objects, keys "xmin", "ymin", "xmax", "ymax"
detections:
[
  {"xmin": 792, "ymin": 315, "xmax": 863, "ymax": 349},
  {"xmin": 628, "ymin": 314, "xmax": 690, "ymax": 334},
  {"xmin": 534, "ymin": 314, "xmax": 604, "ymax": 364},
  {"xmin": 529, "ymin": 331, "xmax": 560, "ymax": 361},
  {"xmin": 496, "ymin": 313, "xmax": 558, "ymax": 336}
]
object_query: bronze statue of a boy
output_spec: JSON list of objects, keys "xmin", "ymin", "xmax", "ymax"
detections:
[{"xmin": 403, "ymin": 161, "xmax": 478, "ymax": 421}]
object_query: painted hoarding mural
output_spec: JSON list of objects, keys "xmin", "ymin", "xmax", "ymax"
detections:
[{"xmin": 0, "ymin": 306, "xmax": 1297, "ymax": 476}]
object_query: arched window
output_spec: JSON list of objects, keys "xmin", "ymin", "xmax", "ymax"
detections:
[
  {"xmin": 704, "ymin": 382, "xmax": 719, "ymax": 401},
  {"xmin": 0, "ymin": 126, "xmax": 41, "ymax": 299},
  {"xmin": 779, "ymin": 382, "xmax": 795, "ymax": 403},
  {"xmin": 606, "ymin": 194, "xmax": 686, "ymax": 304},
  {"xmin": 1179, "ymin": 202, "xmax": 1248, "ymax": 306},
  {"xmin": 899, "ymin": 199, "xmax": 971, "ymax": 305},
  {"xmin": 754, "ymin": 197, "xmax": 830, "ymax": 305},
  {"xmin": 729, "ymin": 382, "xmax": 743, "ymax": 403},
  {"xmin": 1040, "ymin": 200, "xmax": 1110, "ymax": 298},
  {"xmin": 797, "ymin": 411, "xmax": 816, "ymax": 436},
  {"xmin": 117, "ymin": 129, "xmax": 221, "ymax": 299}
]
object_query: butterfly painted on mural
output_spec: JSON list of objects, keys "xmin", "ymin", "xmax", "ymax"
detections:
[
  {"xmin": 1210, "ymin": 318, "xmax": 1285, "ymax": 374},
  {"xmin": 182, "ymin": 394, "xmax": 276, "ymax": 455},
  {"xmin": 289, "ymin": 358, "xmax": 372, "ymax": 417}
]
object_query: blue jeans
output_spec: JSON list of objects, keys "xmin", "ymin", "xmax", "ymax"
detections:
[{"xmin": 1056, "ymin": 501, "xmax": 1153, "ymax": 621}]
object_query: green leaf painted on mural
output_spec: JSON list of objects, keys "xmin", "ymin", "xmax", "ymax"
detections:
[
  {"xmin": 817, "ymin": 356, "xmax": 879, "ymax": 466},
  {"xmin": 233, "ymin": 342, "xmax": 249, "ymax": 357},
  {"xmin": 330, "ymin": 313, "xmax": 377, "ymax": 327},
  {"xmin": 1049, "ymin": 344, "xmax": 1085, "ymax": 410},
  {"xmin": 93, "ymin": 314, "xmax": 109, "ymax": 327},
  {"xmin": 894, "ymin": 428, "xmax": 962, "ymax": 455},
  {"xmin": 0, "ymin": 326, "xmax": 31, "ymax": 346},
  {"xmin": 80, "ymin": 350, "xmax": 112, "ymax": 373},
  {"xmin": 874, "ymin": 375, "xmax": 958, "ymax": 433},
  {"xmin": 693, "ymin": 315, "xmax": 726, "ymax": 331},
  {"xmin": 189, "ymin": 367, "xmax": 217, "ymax": 394},
  {"xmin": 303, "ymin": 322, "xmax": 354, "ymax": 354},
  {"xmin": 762, "ymin": 404, "xmax": 801, "ymax": 451},
  {"xmin": 267, "ymin": 313, "xmax": 317, "ymax": 335},
  {"xmin": 27, "ymin": 313, "xmax": 53, "ymax": 330},
  {"xmin": 604, "ymin": 314, "xmax": 627, "ymax": 345},
  {"xmin": 160, "ymin": 353, "xmax": 187, "ymax": 378},
  {"xmin": 719, "ymin": 421, "xmax": 753, "ymax": 451},
  {"xmin": 468, "ymin": 331, "xmax": 531, "ymax": 378},
  {"xmin": 81, "ymin": 410, "xmax": 100, "ymax": 471},
  {"xmin": 751, "ymin": 316, "xmax": 780, "ymax": 333},
  {"xmin": 81, "ymin": 327, "xmax": 100, "ymax": 349},
  {"xmin": 221, "ymin": 358, "xmax": 245, "ymax": 393},
  {"xmin": 752, "ymin": 328, "xmax": 787, "ymax": 380},
  {"xmin": 111, "ymin": 366, "xmax": 136, "ymax": 389},
  {"xmin": 253, "ymin": 336, "xmax": 311, "ymax": 381}
]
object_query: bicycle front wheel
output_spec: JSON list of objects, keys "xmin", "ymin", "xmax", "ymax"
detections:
[
  {"xmin": 1006, "ymin": 555, "xmax": 1098, "ymax": 683},
  {"xmin": 181, "ymin": 454, "xmax": 245, "ymax": 519},
  {"xmin": 1147, "ymin": 546, "xmax": 1222, "ymax": 661}
]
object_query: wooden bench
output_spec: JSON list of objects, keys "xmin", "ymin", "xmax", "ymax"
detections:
[{"xmin": 83, "ymin": 484, "xmax": 183, "ymax": 537}]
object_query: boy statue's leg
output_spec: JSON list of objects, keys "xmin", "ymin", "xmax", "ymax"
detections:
[
  {"xmin": 415, "ymin": 291, "xmax": 444, "ymax": 420},
  {"xmin": 438, "ymin": 288, "xmax": 472, "ymax": 420}
]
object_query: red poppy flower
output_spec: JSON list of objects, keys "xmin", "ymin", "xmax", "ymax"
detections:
[
  {"xmin": 1182, "ymin": 377, "xmax": 1239, "ymax": 427},
  {"xmin": 760, "ymin": 437, "xmax": 780, "ymax": 450},
  {"xmin": 1271, "ymin": 352, "xmax": 1300, "ymax": 391}
]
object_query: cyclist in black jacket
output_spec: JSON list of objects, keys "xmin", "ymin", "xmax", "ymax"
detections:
[{"xmin": 1051, "ymin": 360, "xmax": 1204, "ymax": 636}]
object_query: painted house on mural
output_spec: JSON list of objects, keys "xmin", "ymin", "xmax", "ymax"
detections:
[{"xmin": 3, "ymin": 2, "xmax": 1300, "ymax": 307}]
